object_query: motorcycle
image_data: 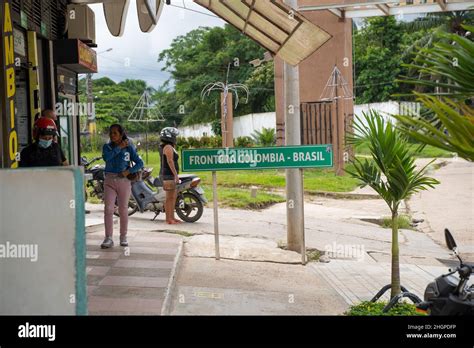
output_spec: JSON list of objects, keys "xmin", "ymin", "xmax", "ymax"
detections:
[
  {"xmin": 82, "ymin": 156, "xmax": 105, "ymax": 201},
  {"xmin": 120, "ymin": 172, "xmax": 207, "ymax": 223},
  {"xmin": 416, "ymin": 229, "xmax": 474, "ymax": 315},
  {"xmin": 81, "ymin": 156, "xmax": 154, "ymax": 217}
]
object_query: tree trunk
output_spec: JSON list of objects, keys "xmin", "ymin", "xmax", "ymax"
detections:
[{"xmin": 391, "ymin": 210, "xmax": 402, "ymax": 299}]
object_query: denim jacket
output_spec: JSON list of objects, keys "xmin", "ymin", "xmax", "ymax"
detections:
[{"xmin": 102, "ymin": 142, "xmax": 144, "ymax": 174}]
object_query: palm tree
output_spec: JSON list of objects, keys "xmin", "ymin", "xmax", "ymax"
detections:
[
  {"xmin": 401, "ymin": 11, "xmax": 473, "ymax": 59},
  {"xmin": 251, "ymin": 127, "xmax": 276, "ymax": 147},
  {"xmin": 395, "ymin": 24, "xmax": 474, "ymax": 162},
  {"xmin": 346, "ymin": 111, "xmax": 439, "ymax": 299},
  {"xmin": 400, "ymin": 11, "xmax": 474, "ymax": 94}
]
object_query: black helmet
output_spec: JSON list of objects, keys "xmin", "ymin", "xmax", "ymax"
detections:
[{"xmin": 160, "ymin": 127, "xmax": 179, "ymax": 144}]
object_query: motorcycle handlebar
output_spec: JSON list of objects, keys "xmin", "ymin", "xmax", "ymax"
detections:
[{"xmin": 458, "ymin": 265, "xmax": 472, "ymax": 278}]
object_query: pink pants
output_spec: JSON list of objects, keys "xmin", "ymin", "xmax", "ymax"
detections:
[{"xmin": 104, "ymin": 174, "xmax": 131, "ymax": 238}]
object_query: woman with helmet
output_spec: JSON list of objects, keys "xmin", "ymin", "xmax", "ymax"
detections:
[
  {"xmin": 159, "ymin": 127, "xmax": 181, "ymax": 225},
  {"xmin": 19, "ymin": 118, "xmax": 69, "ymax": 167}
]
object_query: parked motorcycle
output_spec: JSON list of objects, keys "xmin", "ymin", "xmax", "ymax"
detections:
[
  {"xmin": 82, "ymin": 156, "xmax": 105, "ymax": 201},
  {"xmin": 118, "ymin": 173, "xmax": 207, "ymax": 223},
  {"xmin": 416, "ymin": 229, "xmax": 474, "ymax": 315},
  {"xmin": 81, "ymin": 156, "xmax": 153, "ymax": 217}
]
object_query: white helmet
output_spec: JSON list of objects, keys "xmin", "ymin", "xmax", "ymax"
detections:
[{"xmin": 160, "ymin": 127, "xmax": 179, "ymax": 144}]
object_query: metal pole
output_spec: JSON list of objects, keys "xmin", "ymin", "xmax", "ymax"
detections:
[
  {"xmin": 300, "ymin": 168, "xmax": 306, "ymax": 265},
  {"xmin": 86, "ymin": 73, "xmax": 93, "ymax": 134},
  {"xmin": 212, "ymin": 171, "xmax": 220, "ymax": 260},
  {"xmin": 145, "ymin": 121, "xmax": 149, "ymax": 165},
  {"xmin": 284, "ymin": 0, "xmax": 305, "ymax": 259}
]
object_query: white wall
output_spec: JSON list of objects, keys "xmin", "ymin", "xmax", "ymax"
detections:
[
  {"xmin": 0, "ymin": 168, "xmax": 86, "ymax": 315},
  {"xmin": 178, "ymin": 112, "xmax": 276, "ymax": 139},
  {"xmin": 177, "ymin": 102, "xmax": 420, "ymax": 139},
  {"xmin": 354, "ymin": 101, "xmax": 421, "ymax": 124},
  {"xmin": 232, "ymin": 112, "xmax": 276, "ymax": 138},
  {"xmin": 179, "ymin": 123, "xmax": 214, "ymax": 138}
]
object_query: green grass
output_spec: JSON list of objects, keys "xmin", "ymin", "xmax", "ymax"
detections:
[
  {"xmin": 203, "ymin": 185, "xmax": 285, "ymax": 209},
  {"xmin": 82, "ymin": 151, "xmax": 286, "ymax": 209},
  {"xmin": 82, "ymin": 151, "xmax": 361, "ymax": 194},
  {"xmin": 346, "ymin": 301, "xmax": 426, "ymax": 316},
  {"xmin": 355, "ymin": 141, "xmax": 454, "ymax": 158},
  {"xmin": 381, "ymin": 215, "xmax": 413, "ymax": 230}
]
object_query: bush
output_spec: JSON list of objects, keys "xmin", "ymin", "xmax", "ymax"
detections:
[
  {"xmin": 186, "ymin": 136, "xmax": 201, "ymax": 148},
  {"xmin": 211, "ymin": 119, "xmax": 222, "ymax": 136},
  {"xmin": 209, "ymin": 135, "xmax": 222, "ymax": 148},
  {"xmin": 235, "ymin": 136, "xmax": 255, "ymax": 148},
  {"xmin": 177, "ymin": 136, "xmax": 189, "ymax": 149},
  {"xmin": 251, "ymin": 127, "xmax": 276, "ymax": 146},
  {"xmin": 200, "ymin": 135, "xmax": 212, "ymax": 148},
  {"xmin": 345, "ymin": 301, "xmax": 425, "ymax": 316},
  {"xmin": 80, "ymin": 133, "xmax": 106, "ymax": 153}
]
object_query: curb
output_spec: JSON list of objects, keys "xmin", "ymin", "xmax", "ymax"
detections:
[
  {"xmin": 161, "ymin": 237, "xmax": 184, "ymax": 316},
  {"xmin": 306, "ymin": 191, "xmax": 380, "ymax": 200}
]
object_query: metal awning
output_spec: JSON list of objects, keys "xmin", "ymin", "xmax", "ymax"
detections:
[
  {"xmin": 298, "ymin": 0, "xmax": 474, "ymax": 18},
  {"xmin": 193, "ymin": 0, "xmax": 332, "ymax": 66}
]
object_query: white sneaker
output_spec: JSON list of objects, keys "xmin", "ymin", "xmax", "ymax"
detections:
[{"xmin": 101, "ymin": 237, "xmax": 114, "ymax": 249}]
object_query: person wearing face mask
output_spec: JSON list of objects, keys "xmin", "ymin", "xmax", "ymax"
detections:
[{"xmin": 19, "ymin": 118, "xmax": 69, "ymax": 167}]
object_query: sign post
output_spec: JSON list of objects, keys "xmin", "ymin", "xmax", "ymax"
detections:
[
  {"xmin": 212, "ymin": 171, "xmax": 220, "ymax": 260},
  {"xmin": 182, "ymin": 145, "xmax": 333, "ymax": 263}
]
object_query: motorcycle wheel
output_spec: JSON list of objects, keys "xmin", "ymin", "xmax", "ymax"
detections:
[
  {"xmin": 114, "ymin": 196, "xmax": 139, "ymax": 217},
  {"xmin": 175, "ymin": 192, "xmax": 203, "ymax": 223}
]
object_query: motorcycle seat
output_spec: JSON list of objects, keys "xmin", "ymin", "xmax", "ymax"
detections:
[{"xmin": 178, "ymin": 174, "xmax": 197, "ymax": 182}]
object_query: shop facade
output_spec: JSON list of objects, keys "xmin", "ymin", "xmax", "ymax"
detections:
[{"xmin": 1, "ymin": 0, "xmax": 97, "ymax": 168}]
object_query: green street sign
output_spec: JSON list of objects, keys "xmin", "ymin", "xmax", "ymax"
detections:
[{"xmin": 182, "ymin": 145, "xmax": 333, "ymax": 172}]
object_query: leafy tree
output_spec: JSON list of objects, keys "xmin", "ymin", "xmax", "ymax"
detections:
[
  {"xmin": 354, "ymin": 17, "xmax": 404, "ymax": 104},
  {"xmin": 394, "ymin": 25, "xmax": 474, "ymax": 162},
  {"xmin": 158, "ymin": 25, "xmax": 274, "ymax": 125}
]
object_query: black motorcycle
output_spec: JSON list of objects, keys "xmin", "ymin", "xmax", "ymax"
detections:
[
  {"xmin": 82, "ymin": 156, "xmax": 105, "ymax": 201},
  {"xmin": 416, "ymin": 229, "xmax": 474, "ymax": 315}
]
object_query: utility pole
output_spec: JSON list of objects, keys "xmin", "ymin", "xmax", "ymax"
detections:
[{"xmin": 284, "ymin": 0, "xmax": 305, "ymax": 259}]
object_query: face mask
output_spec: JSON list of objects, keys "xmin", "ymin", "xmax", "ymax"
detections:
[{"xmin": 38, "ymin": 139, "xmax": 53, "ymax": 149}]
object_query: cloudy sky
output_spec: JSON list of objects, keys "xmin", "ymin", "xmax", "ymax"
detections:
[{"xmin": 90, "ymin": 1, "xmax": 225, "ymax": 88}]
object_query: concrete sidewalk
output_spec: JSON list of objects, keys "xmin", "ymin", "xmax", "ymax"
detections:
[
  {"xmin": 310, "ymin": 259, "xmax": 449, "ymax": 305},
  {"xmin": 85, "ymin": 205, "xmax": 183, "ymax": 315},
  {"xmin": 170, "ymin": 257, "xmax": 348, "ymax": 315},
  {"xmin": 408, "ymin": 158, "xmax": 474, "ymax": 261}
]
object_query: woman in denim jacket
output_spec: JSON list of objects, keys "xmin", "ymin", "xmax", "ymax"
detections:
[{"xmin": 100, "ymin": 124, "xmax": 143, "ymax": 249}]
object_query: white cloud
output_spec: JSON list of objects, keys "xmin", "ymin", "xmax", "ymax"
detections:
[{"xmin": 90, "ymin": 1, "xmax": 225, "ymax": 88}]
